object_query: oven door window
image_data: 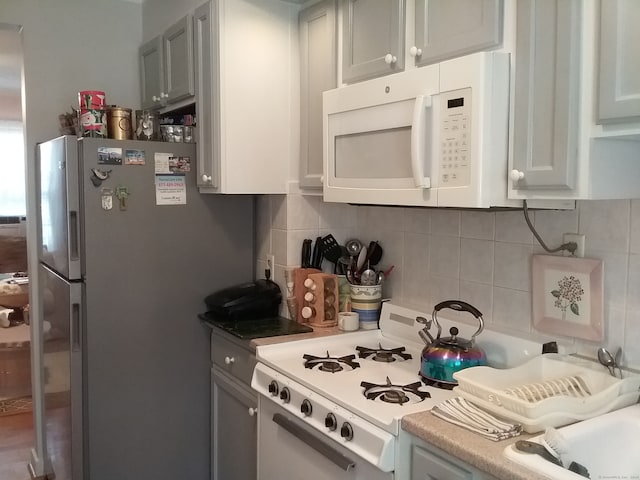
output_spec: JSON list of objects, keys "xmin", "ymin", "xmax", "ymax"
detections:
[
  {"xmin": 257, "ymin": 397, "xmax": 392, "ymax": 480},
  {"xmin": 327, "ymin": 98, "xmax": 433, "ymax": 190}
]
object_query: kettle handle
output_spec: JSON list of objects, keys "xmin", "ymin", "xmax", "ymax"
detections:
[{"xmin": 432, "ymin": 300, "xmax": 485, "ymax": 340}]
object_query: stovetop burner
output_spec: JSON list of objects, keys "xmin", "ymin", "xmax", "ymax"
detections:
[
  {"xmin": 356, "ymin": 344, "xmax": 412, "ymax": 362},
  {"xmin": 361, "ymin": 377, "xmax": 431, "ymax": 405},
  {"xmin": 303, "ymin": 352, "xmax": 361, "ymax": 372}
]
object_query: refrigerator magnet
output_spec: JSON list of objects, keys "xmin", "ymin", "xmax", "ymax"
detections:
[
  {"xmin": 125, "ymin": 149, "xmax": 145, "ymax": 165},
  {"xmin": 97, "ymin": 147, "xmax": 123, "ymax": 165},
  {"xmin": 101, "ymin": 188, "xmax": 114, "ymax": 210},
  {"xmin": 90, "ymin": 168, "xmax": 111, "ymax": 187}
]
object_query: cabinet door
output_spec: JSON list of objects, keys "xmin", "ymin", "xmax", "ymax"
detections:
[
  {"xmin": 194, "ymin": 1, "xmax": 220, "ymax": 190},
  {"xmin": 597, "ymin": 0, "xmax": 640, "ymax": 123},
  {"xmin": 411, "ymin": 444, "xmax": 473, "ymax": 480},
  {"xmin": 413, "ymin": 0, "xmax": 502, "ymax": 67},
  {"xmin": 139, "ymin": 36, "xmax": 164, "ymax": 110},
  {"xmin": 299, "ymin": 0, "xmax": 337, "ymax": 189},
  {"xmin": 511, "ymin": 0, "xmax": 581, "ymax": 191},
  {"xmin": 341, "ymin": 0, "xmax": 405, "ymax": 83},
  {"xmin": 164, "ymin": 15, "xmax": 195, "ymax": 104},
  {"xmin": 211, "ymin": 368, "xmax": 257, "ymax": 480}
]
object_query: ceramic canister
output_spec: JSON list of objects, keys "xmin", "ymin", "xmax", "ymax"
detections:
[{"xmin": 349, "ymin": 284, "xmax": 382, "ymax": 330}]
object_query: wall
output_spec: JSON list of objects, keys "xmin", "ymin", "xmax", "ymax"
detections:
[{"xmin": 257, "ymin": 195, "xmax": 640, "ymax": 369}]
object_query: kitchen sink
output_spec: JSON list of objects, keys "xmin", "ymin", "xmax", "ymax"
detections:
[{"xmin": 504, "ymin": 403, "xmax": 640, "ymax": 479}]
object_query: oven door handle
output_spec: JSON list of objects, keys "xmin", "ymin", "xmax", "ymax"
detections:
[{"xmin": 272, "ymin": 413, "xmax": 356, "ymax": 472}]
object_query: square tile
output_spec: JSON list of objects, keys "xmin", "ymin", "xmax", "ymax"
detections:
[
  {"xmin": 579, "ymin": 200, "xmax": 629, "ymax": 253},
  {"xmin": 495, "ymin": 210, "xmax": 534, "ymax": 244},
  {"xmin": 461, "ymin": 210, "xmax": 494, "ymax": 240},
  {"xmin": 431, "ymin": 210, "xmax": 460, "ymax": 237},
  {"xmin": 429, "ymin": 234, "xmax": 460, "ymax": 277},
  {"xmin": 460, "ymin": 238, "xmax": 494, "ymax": 284},
  {"xmin": 493, "ymin": 242, "xmax": 533, "ymax": 291}
]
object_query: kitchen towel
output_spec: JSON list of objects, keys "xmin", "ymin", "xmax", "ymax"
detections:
[{"xmin": 431, "ymin": 397, "xmax": 523, "ymax": 441}]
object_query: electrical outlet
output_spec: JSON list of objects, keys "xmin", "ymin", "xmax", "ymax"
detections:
[
  {"xmin": 563, "ymin": 233, "xmax": 585, "ymax": 257},
  {"xmin": 266, "ymin": 254, "xmax": 275, "ymax": 272}
]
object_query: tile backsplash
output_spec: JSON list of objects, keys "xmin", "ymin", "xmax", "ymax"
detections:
[{"xmin": 256, "ymin": 195, "xmax": 640, "ymax": 369}]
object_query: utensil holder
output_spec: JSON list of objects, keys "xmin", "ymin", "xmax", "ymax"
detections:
[{"xmin": 349, "ymin": 284, "xmax": 382, "ymax": 330}]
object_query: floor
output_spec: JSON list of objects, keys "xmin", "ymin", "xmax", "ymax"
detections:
[
  {"xmin": 0, "ymin": 406, "xmax": 69, "ymax": 480},
  {"xmin": 0, "ymin": 411, "xmax": 34, "ymax": 480}
]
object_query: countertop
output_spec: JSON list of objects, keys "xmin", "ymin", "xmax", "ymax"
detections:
[{"xmin": 402, "ymin": 411, "xmax": 547, "ymax": 480}]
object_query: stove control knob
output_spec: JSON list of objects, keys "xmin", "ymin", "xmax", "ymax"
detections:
[
  {"xmin": 279, "ymin": 387, "xmax": 291, "ymax": 403},
  {"xmin": 340, "ymin": 422, "xmax": 354, "ymax": 441},
  {"xmin": 268, "ymin": 381, "xmax": 279, "ymax": 396},
  {"xmin": 300, "ymin": 399, "xmax": 313, "ymax": 417},
  {"xmin": 324, "ymin": 413, "xmax": 337, "ymax": 431}
]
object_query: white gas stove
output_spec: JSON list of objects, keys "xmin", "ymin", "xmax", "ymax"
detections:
[{"xmin": 251, "ymin": 302, "xmax": 545, "ymax": 480}]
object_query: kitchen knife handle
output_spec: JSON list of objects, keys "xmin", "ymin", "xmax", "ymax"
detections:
[{"xmin": 301, "ymin": 239, "xmax": 312, "ymax": 268}]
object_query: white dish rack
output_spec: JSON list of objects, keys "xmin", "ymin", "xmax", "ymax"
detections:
[{"xmin": 452, "ymin": 354, "xmax": 640, "ymax": 433}]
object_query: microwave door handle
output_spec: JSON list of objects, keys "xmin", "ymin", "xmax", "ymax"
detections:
[{"xmin": 411, "ymin": 95, "xmax": 432, "ymax": 188}]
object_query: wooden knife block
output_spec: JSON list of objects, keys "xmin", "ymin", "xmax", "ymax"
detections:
[{"xmin": 302, "ymin": 273, "xmax": 339, "ymax": 328}]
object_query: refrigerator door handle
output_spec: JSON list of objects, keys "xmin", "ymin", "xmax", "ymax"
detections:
[
  {"xmin": 71, "ymin": 302, "xmax": 81, "ymax": 352},
  {"xmin": 69, "ymin": 210, "xmax": 80, "ymax": 262}
]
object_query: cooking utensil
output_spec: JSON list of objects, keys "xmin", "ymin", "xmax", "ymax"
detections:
[
  {"xmin": 345, "ymin": 239, "xmax": 363, "ymax": 256},
  {"xmin": 360, "ymin": 264, "xmax": 377, "ymax": 286},
  {"xmin": 356, "ymin": 246, "xmax": 367, "ymax": 271},
  {"xmin": 375, "ymin": 270, "xmax": 385, "ymax": 285},
  {"xmin": 420, "ymin": 300, "xmax": 487, "ymax": 386},
  {"xmin": 366, "ymin": 241, "xmax": 383, "ymax": 266},
  {"xmin": 301, "ymin": 239, "xmax": 312, "ymax": 268},
  {"xmin": 319, "ymin": 234, "xmax": 342, "ymax": 272},
  {"xmin": 311, "ymin": 236, "xmax": 323, "ymax": 269}
]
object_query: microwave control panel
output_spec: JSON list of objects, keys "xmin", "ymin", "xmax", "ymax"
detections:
[{"xmin": 439, "ymin": 88, "xmax": 471, "ymax": 188}]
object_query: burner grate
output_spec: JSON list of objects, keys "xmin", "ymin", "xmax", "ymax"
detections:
[
  {"xmin": 356, "ymin": 344, "xmax": 412, "ymax": 362},
  {"xmin": 303, "ymin": 352, "xmax": 360, "ymax": 372},
  {"xmin": 361, "ymin": 377, "xmax": 431, "ymax": 405}
]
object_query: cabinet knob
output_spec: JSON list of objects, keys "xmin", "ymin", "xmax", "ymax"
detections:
[
  {"xmin": 384, "ymin": 53, "xmax": 397, "ymax": 65},
  {"xmin": 201, "ymin": 174, "xmax": 212, "ymax": 183},
  {"xmin": 160, "ymin": 92, "xmax": 169, "ymax": 99},
  {"xmin": 510, "ymin": 169, "xmax": 525, "ymax": 181},
  {"xmin": 152, "ymin": 95, "xmax": 160, "ymax": 102},
  {"xmin": 409, "ymin": 46, "xmax": 422, "ymax": 57},
  {"xmin": 224, "ymin": 356, "xmax": 235, "ymax": 365},
  {"xmin": 248, "ymin": 407, "xmax": 258, "ymax": 417}
]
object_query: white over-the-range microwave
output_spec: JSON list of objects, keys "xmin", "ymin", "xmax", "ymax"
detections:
[{"xmin": 323, "ymin": 51, "xmax": 521, "ymax": 209}]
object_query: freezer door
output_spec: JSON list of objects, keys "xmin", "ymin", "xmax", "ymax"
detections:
[
  {"xmin": 38, "ymin": 136, "xmax": 82, "ymax": 280},
  {"xmin": 40, "ymin": 263, "xmax": 84, "ymax": 480}
]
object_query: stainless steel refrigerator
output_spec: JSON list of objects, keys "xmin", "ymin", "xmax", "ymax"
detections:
[{"xmin": 36, "ymin": 136, "xmax": 254, "ymax": 480}]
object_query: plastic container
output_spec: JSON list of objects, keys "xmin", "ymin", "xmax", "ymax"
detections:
[{"xmin": 453, "ymin": 354, "xmax": 640, "ymax": 418}]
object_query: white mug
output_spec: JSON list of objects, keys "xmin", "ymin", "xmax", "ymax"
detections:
[{"xmin": 338, "ymin": 311, "xmax": 359, "ymax": 331}]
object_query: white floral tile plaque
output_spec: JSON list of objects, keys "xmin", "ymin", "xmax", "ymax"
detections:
[{"xmin": 531, "ymin": 255, "xmax": 604, "ymax": 341}]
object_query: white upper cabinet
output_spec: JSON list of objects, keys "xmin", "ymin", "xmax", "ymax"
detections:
[
  {"xmin": 140, "ymin": 15, "xmax": 195, "ymax": 110},
  {"xmin": 341, "ymin": 0, "xmax": 405, "ymax": 84},
  {"xmin": 413, "ymin": 0, "xmax": 503, "ymax": 67},
  {"xmin": 509, "ymin": 0, "xmax": 640, "ymax": 201},
  {"xmin": 299, "ymin": 0, "xmax": 337, "ymax": 189},
  {"xmin": 340, "ymin": 0, "xmax": 503, "ymax": 84},
  {"xmin": 596, "ymin": 0, "xmax": 640, "ymax": 125},
  {"xmin": 194, "ymin": 0, "xmax": 295, "ymax": 194}
]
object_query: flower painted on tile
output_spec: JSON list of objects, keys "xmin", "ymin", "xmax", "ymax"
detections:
[{"xmin": 551, "ymin": 275, "xmax": 584, "ymax": 319}]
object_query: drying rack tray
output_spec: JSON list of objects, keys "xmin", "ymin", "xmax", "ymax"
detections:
[{"xmin": 453, "ymin": 354, "xmax": 640, "ymax": 418}]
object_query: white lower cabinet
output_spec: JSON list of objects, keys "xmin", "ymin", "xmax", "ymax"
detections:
[
  {"xmin": 210, "ymin": 332, "xmax": 257, "ymax": 480},
  {"xmin": 410, "ymin": 436, "xmax": 497, "ymax": 480}
]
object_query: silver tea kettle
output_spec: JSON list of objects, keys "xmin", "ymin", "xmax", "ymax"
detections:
[{"xmin": 416, "ymin": 300, "xmax": 487, "ymax": 387}]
